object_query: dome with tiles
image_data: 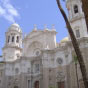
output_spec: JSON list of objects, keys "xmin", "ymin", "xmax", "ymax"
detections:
[{"xmin": 60, "ymin": 37, "xmax": 69, "ymax": 43}]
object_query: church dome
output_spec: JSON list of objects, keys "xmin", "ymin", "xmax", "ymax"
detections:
[
  {"xmin": 8, "ymin": 23, "xmax": 22, "ymax": 33},
  {"xmin": 11, "ymin": 23, "xmax": 20, "ymax": 27},
  {"xmin": 60, "ymin": 37, "xmax": 69, "ymax": 43}
]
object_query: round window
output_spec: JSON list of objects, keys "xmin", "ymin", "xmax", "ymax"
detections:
[
  {"xmin": 35, "ymin": 51, "xmax": 40, "ymax": 56},
  {"xmin": 57, "ymin": 58, "xmax": 63, "ymax": 65},
  {"xmin": 34, "ymin": 49, "xmax": 41, "ymax": 56}
]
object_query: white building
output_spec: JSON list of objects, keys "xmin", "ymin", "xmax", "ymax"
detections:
[{"xmin": 0, "ymin": 0, "xmax": 88, "ymax": 88}]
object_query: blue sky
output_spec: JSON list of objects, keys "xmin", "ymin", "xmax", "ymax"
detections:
[{"xmin": 0, "ymin": 0, "xmax": 68, "ymax": 55}]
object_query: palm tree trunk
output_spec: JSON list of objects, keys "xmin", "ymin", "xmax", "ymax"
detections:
[
  {"xmin": 56, "ymin": 0, "xmax": 88, "ymax": 88},
  {"xmin": 81, "ymin": 0, "xmax": 88, "ymax": 32}
]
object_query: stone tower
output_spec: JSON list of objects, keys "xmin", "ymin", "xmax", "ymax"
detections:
[
  {"xmin": 66, "ymin": 0, "xmax": 88, "ymax": 38},
  {"xmin": 2, "ymin": 23, "xmax": 22, "ymax": 61}
]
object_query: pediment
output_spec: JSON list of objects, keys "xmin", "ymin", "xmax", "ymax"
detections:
[{"xmin": 25, "ymin": 30, "xmax": 43, "ymax": 39}]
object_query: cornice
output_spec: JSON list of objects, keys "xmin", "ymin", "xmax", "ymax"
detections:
[
  {"xmin": 23, "ymin": 30, "xmax": 57, "ymax": 42},
  {"xmin": 5, "ymin": 55, "xmax": 42, "ymax": 64},
  {"xmin": 69, "ymin": 14, "xmax": 84, "ymax": 23},
  {"xmin": 2, "ymin": 45, "xmax": 23, "ymax": 51}
]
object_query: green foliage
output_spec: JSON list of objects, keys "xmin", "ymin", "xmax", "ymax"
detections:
[{"xmin": 73, "ymin": 55, "xmax": 78, "ymax": 64}]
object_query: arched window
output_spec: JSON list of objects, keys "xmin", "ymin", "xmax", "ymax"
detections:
[
  {"xmin": 16, "ymin": 36, "xmax": 19, "ymax": 43},
  {"xmin": 8, "ymin": 36, "xmax": 10, "ymax": 43},
  {"xmin": 15, "ymin": 68, "xmax": 19, "ymax": 74},
  {"xmin": 12, "ymin": 36, "xmax": 14, "ymax": 42},
  {"xmin": 74, "ymin": 5, "xmax": 78, "ymax": 14},
  {"xmin": 76, "ymin": 29, "xmax": 80, "ymax": 38}
]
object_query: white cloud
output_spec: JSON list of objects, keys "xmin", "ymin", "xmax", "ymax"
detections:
[
  {"xmin": 4, "ymin": 14, "xmax": 15, "ymax": 23},
  {"xmin": 0, "ymin": 0, "xmax": 20, "ymax": 23},
  {"xmin": 0, "ymin": 6, "xmax": 6, "ymax": 15}
]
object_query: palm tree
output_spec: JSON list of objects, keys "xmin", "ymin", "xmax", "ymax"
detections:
[
  {"xmin": 56, "ymin": 0, "xmax": 88, "ymax": 88},
  {"xmin": 81, "ymin": 0, "xmax": 88, "ymax": 32}
]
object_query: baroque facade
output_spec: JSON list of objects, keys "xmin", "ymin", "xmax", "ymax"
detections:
[{"xmin": 0, "ymin": 0, "xmax": 88, "ymax": 88}]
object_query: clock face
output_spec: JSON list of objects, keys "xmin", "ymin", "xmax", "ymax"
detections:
[{"xmin": 57, "ymin": 58, "xmax": 63, "ymax": 64}]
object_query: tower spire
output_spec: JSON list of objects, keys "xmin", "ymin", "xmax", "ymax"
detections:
[
  {"xmin": 52, "ymin": 24, "xmax": 56, "ymax": 31},
  {"xmin": 33, "ymin": 24, "xmax": 37, "ymax": 31},
  {"xmin": 44, "ymin": 24, "xmax": 48, "ymax": 30}
]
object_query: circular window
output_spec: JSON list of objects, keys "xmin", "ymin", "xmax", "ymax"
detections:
[
  {"xmin": 34, "ymin": 49, "xmax": 41, "ymax": 56},
  {"xmin": 36, "ymin": 51, "xmax": 40, "ymax": 56},
  {"xmin": 57, "ymin": 58, "xmax": 63, "ymax": 65}
]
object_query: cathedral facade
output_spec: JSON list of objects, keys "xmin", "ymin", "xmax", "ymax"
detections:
[{"xmin": 0, "ymin": 0, "xmax": 88, "ymax": 88}]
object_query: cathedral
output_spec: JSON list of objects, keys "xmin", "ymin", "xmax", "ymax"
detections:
[{"xmin": 0, "ymin": 0, "xmax": 88, "ymax": 88}]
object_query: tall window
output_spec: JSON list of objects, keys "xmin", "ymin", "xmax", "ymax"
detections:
[
  {"xmin": 15, "ymin": 68, "xmax": 19, "ymax": 74},
  {"xmin": 8, "ymin": 36, "xmax": 10, "ymax": 43},
  {"xmin": 16, "ymin": 53, "xmax": 20, "ymax": 58},
  {"xmin": 0, "ymin": 80, "xmax": 1, "ymax": 84},
  {"xmin": 16, "ymin": 36, "xmax": 19, "ymax": 43},
  {"xmin": 76, "ymin": 29, "xmax": 80, "ymax": 38},
  {"xmin": 74, "ymin": 5, "xmax": 78, "ymax": 14},
  {"xmin": 35, "ymin": 64, "xmax": 39, "ymax": 73},
  {"xmin": 28, "ymin": 80, "xmax": 30, "ymax": 88},
  {"xmin": 12, "ymin": 36, "xmax": 14, "ymax": 42},
  {"xmin": 27, "ymin": 68, "xmax": 30, "ymax": 73},
  {"xmin": 0, "ymin": 71, "xmax": 2, "ymax": 77}
]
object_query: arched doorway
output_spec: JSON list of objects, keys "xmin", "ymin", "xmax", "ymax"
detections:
[
  {"xmin": 34, "ymin": 81, "xmax": 39, "ymax": 88},
  {"xmin": 14, "ymin": 86, "xmax": 18, "ymax": 88},
  {"xmin": 57, "ymin": 81, "xmax": 65, "ymax": 88}
]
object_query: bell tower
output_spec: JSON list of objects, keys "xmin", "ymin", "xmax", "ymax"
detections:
[
  {"xmin": 66, "ymin": 0, "xmax": 88, "ymax": 38},
  {"xmin": 2, "ymin": 23, "xmax": 22, "ymax": 61}
]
